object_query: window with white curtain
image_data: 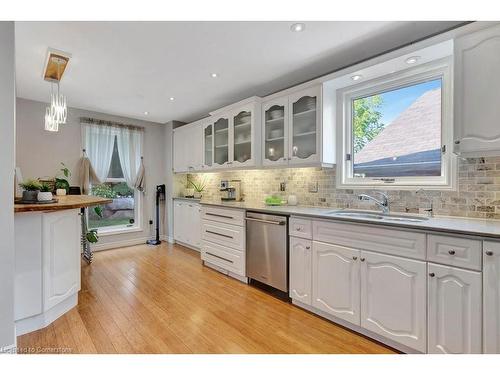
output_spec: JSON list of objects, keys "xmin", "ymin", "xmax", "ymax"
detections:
[{"xmin": 82, "ymin": 120, "xmax": 144, "ymax": 234}]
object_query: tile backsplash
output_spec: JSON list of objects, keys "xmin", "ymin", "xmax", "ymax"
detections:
[{"xmin": 176, "ymin": 156, "xmax": 500, "ymax": 219}]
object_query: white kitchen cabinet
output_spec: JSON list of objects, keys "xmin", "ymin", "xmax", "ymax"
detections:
[
  {"xmin": 173, "ymin": 121, "xmax": 203, "ymax": 173},
  {"xmin": 42, "ymin": 209, "xmax": 81, "ymax": 311},
  {"xmin": 289, "ymin": 237, "xmax": 312, "ymax": 304},
  {"xmin": 360, "ymin": 251, "xmax": 427, "ymax": 352},
  {"xmin": 263, "ymin": 85, "xmax": 327, "ymax": 167},
  {"xmin": 173, "ymin": 200, "xmax": 201, "ymax": 250},
  {"xmin": 454, "ymin": 24, "xmax": 500, "ymax": 156},
  {"xmin": 312, "ymin": 242, "xmax": 360, "ymax": 325},
  {"xmin": 428, "ymin": 263, "xmax": 482, "ymax": 353},
  {"xmin": 202, "ymin": 121, "xmax": 214, "ymax": 169},
  {"xmin": 483, "ymin": 241, "xmax": 500, "ymax": 353},
  {"xmin": 213, "ymin": 114, "xmax": 230, "ymax": 168}
]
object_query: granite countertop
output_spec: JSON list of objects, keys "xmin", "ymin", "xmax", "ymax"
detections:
[
  {"xmin": 198, "ymin": 199, "xmax": 500, "ymax": 239},
  {"xmin": 15, "ymin": 195, "xmax": 112, "ymax": 213},
  {"xmin": 173, "ymin": 197, "xmax": 201, "ymax": 202}
]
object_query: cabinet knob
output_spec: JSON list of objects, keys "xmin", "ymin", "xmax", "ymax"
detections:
[
  {"xmin": 448, "ymin": 250, "xmax": 456, "ymax": 255},
  {"xmin": 429, "ymin": 272, "xmax": 435, "ymax": 277},
  {"xmin": 486, "ymin": 250, "xmax": 494, "ymax": 256},
  {"xmin": 305, "ymin": 246, "xmax": 311, "ymax": 250},
  {"xmin": 296, "ymin": 227, "xmax": 302, "ymax": 231},
  {"xmin": 352, "ymin": 256, "xmax": 358, "ymax": 261},
  {"xmin": 454, "ymin": 140, "xmax": 461, "ymax": 145},
  {"xmin": 360, "ymin": 257, "xmax": 365, "ymax": 262}
]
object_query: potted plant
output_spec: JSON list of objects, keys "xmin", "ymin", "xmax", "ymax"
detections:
[
  {"xmin": 188, "ymin": 177, "xmax": 206, "ymax": 199},
  {"xmin": 55, "ymin": 162, "xmax": 71, "ymax": 195},
  {"xmin": 37, "ymin": 183, "xmax": 53, "ymax": 202},
  {"xmin": 19, "ymin": 179, "xmax": 42, "ymax": 202}
]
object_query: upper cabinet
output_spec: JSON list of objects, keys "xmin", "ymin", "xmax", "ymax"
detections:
[
  {"xmin": 203, "ymin": 121, "xmax": 214, "ymax": 169},
  {"xmin": 263, "ymin": 85, "xmax": 329, "ymax": 167},
  {"xmin": 173, "ymin": 120, "xmax": 203, "ymax": 173},
  {"xmin": 213, "ymin": 115, "xmax": 230, "ymax": 168},
  {"xmin": 454, "ymin": 24, "xmax": 500, "ymax": 156}
]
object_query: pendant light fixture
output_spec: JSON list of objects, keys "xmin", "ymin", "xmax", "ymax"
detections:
[{"xmin": 43, "ymin": 49, "xmax": 71, "ymax": 132}]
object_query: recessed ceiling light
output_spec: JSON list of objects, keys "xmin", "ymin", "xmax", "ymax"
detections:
[
  {"xmin": 290, "ymin": 23, "xmax": 305, "ymax": 32},
  {"xmin": 405, "ymin": 56, "xmax": 420, "ymax": 64},
  {"xmin": 210, "ymin": 73, "xmax": 218, "ymax": 78},
  {"xmin": 351, "ymin": 75, "xmax": 363, "ymax": 81},
  {"xmin": 144, "ymin": 111, "xmax": 149, "ymax": 115},
  {"xmin": 169, "ymin": 97, "xmax": 175, "ymax": 101}
]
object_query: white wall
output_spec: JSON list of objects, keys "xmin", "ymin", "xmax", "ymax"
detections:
[
  {"xmin": 0, "ymin": 21, "xmax": 16, "ymax": 351},
  {"xmin": 16, "ymin": 98, "xmax": 168, "ymax": 249}
]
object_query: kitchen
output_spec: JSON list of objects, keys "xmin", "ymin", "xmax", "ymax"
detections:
[{"xmin": 1, "ymin": 7, "xmax": 500, "ymax": 370}]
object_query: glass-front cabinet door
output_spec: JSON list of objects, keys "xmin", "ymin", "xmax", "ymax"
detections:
[
  {"xmin": 289, "ymin": 86, "xmax": 320, "ymax": 164},
  {"xmin": 262, "ymin": 97, "xmax": 289, "ymax": 166},
  {"xmin": 231, "ymin": 108, "xmax": 253, "ymax": 167},
  {"xmin": 202, "ymin": 121, "xmax": 213, "ymax": 169},
  {"xmin": 213, "ymin": 116, "xmax": 229, "ymax": 167}
]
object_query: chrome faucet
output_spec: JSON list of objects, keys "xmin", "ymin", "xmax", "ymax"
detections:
[
  {"xmin": 416, "ymin": 188, "xmax": 434, "ymax": 217},
  {"xmin": 358, "ymin": 192, "xmax": 390, "ymax": 214}
]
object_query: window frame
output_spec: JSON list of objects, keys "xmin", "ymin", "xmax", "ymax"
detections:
[{"xmin": 336, "ymin": 57, "xmax": 456, "ymax": 190}]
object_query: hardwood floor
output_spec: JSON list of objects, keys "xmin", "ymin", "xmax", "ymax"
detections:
[{"xmin": 17, "ymin": 243, "xmax": 397, "ymax": 354}]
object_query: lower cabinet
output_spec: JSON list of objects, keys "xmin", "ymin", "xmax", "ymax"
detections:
[
  {"xmin": 42, "ymin": 209, "xmax": 81, "ymax": 311},
  {"xmin": 428, "ymin": 263, "xmax": 482, "ymax": 353},
  {"xmin": 174, "ymin": 200, "xmax": 201, "ymax": 249},
  {"xmin": 484, "ymin": 241, "xmax": 500, "ymax": 354},
  {"xmin": 360, "ymin": 251, "xmax": 427, "ymax": 352},
  {"xmin": 289, "ymin": 237, "xmax": 312, "ymax": 304},
  {"xmin": 312, "ymin": 241, "xmax": 360, "ymax": 325}
]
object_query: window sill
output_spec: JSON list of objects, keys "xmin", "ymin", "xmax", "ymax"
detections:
[{"xmin": 95, "ymin": 226, "xmax": 143, "ymax": 236}]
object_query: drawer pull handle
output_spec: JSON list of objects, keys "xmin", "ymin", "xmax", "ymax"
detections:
[
  {"xmin": 206, "ymin": 252, "xmax": 234, "ymax": 264},
  {"xmin": 352, "ymin": 256, "xmax": 358, "ymax": 261},
  {"xmin": 206, "ymin": 230, "xmax": 233, "ymax": 239},
  {"xmin": 429, "ymin": 272, "xmax": 435, "ymax": 277},
  {"xmin": 360, "ymin": 257, "xmax": 365, "ymax": 262},
  {"xmin": 486, "ymin": 251, "xmax": 494, "ymax": 256},
  {"xmin": 448, "ymin": 250, "xmax": 456, "ymax": 255},
  {"xmin": 206, "ymin": 213, "xmax": 234, "ymax": 219}
]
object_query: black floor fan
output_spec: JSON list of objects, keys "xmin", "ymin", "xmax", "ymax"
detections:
[{"xmin": 147, "ymin": 184, "xmax": 166, "ymax": 245}]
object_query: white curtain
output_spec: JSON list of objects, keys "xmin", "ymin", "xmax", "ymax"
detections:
[
  {"xmin": 116, "ymin": 127, "xmax": 143, "ymax": 190},
  {"xmin": 82, "ymin": 123, "xmax": 115, "ymax": 182}
]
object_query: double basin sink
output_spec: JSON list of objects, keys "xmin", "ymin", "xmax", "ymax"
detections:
[{"xmin": 324, "ymin": 209, "xmax": 429, "ymax": 223}]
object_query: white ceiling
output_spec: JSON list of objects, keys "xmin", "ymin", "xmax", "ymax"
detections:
[{"xmin": 15, "ymin": 21, "xmax": 462, "ymax": 124}]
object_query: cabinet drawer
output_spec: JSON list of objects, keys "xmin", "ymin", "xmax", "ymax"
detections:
[
  {"xmin": 289, "ymin": 217, "xmax": 312, "ymax": 239},
  {"xmin": 202, "ymin": 220, "xmax": 245, "ymax": 250},
  {"xmin": 427, "ymin": 234, "xmax": 482, "ymax": 271},
  {"xmin": 201, "ymin": 241, "xmax": 245, "ymax": 276},
  {"xmin": 313, "ymin": 220, "xmax": 426, "ymax": 260},
  {"xmin": 201, "ymin": 205, "xmax": 245, "ymax": 226}
]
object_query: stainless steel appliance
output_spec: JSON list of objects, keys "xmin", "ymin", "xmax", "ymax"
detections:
[
  {"xmin": 220, "ymin": 180, "xmax": 242, "ymax": 201},
  {"xmin": 246, "ymin": 212, "xmax": 288, "ymax": 292}
]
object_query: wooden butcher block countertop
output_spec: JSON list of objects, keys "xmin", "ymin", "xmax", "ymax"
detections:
[{"xmin": 15, "ymin": 195, "xmax": 112, "ymax": 213}]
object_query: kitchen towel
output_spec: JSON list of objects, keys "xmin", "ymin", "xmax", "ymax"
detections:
[{"xmin": 79, "ymin": 156, "xmax": 100, "ymax": 195}]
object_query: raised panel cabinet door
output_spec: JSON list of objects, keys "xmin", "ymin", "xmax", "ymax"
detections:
[
  {"xmin": 288, "ymin": 85, "xmax": 321, "ymax": 165},
  {"xmin": 312, "ymin": 242, "xmax": 360, "ymax": 325},
  {"xmin": 173, "ymin": 128, "xmax": 186, "ymax": 172},
  {"xmin": 289, "ymin": 237, "xmax": 312, "ymax": 304},
  {"xmin": 360, "ymin": 251, "xmax": 426, "ymax": 352},
  {"xmin": 483, "ymin": 241, "xmax": 500, "ymax": 353},
  {"xmin": 188, "ymin": 203, "xmax": 201, "ymax": 249},
  {"xmin": 262, "ymin": 97, "xmax": 289, "ymax": 166},
  {"xmin": 454, "ymin": 24, "xmax": 500, "ymax": 156},
  {"xmin": 173, "ymin": 201, "xmax": 185, "ymax": 243},
  {"xmin": 188, "ymin": 123, "xmax": 204, "ymax": 171},
  {"xmin": 42, "ymin": 209, "xmax": 80, "ymax": 311},
  {"xmin": 428, "ymin": 263, "xmax": 482, "ymax": 354}
]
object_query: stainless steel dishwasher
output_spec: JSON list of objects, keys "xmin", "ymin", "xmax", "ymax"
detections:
[{"xmin": 245, "ymin": 211, "xmax": 288, "ymax": 292}]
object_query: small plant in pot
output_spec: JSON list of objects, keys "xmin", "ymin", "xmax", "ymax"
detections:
[
  {"xmin": 37, "ymin": 183, "xmax": 54, "ymax": 202},
  {"xmin": 19, "ymin": 179, "xmax": 42, "ymax": 202},
  {"xmin": 188, "ymin": 177, "xmax": 206, "ymax": 199},
  {"xmin": 55, "ymin": 162, "xmax": 71, "ymax": 195}
]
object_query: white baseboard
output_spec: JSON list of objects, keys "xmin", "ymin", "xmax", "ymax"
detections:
[
  {"xmin": 202, "ymin": 261, "xmax": 248, "ymax": 284},
  {"xmin": 175, "ymin": 240, "xmax": 200, "ymax": 252},
  {"xmin": 91, "ymin": 236, "xmax": 152, "ymax": 251}
]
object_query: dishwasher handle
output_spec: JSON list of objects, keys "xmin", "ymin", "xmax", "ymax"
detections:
[{"xmin": 245, "ymin": 217, "xmax": 286, "ymax": 225}]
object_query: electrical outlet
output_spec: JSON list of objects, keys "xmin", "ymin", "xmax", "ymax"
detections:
[
  {"xmin": 279, "ymin": 182, "xmax": 286, "ymax": 192},
  {"xmin": 308, "ymin": 182, "xmax": 318, "ymax": 193}
]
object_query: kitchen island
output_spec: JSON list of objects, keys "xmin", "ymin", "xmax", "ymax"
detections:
[{"xmin": 14, "ymin": 195, "xmax": 111, "ymax": 335}]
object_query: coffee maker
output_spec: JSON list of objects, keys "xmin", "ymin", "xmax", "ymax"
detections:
[{"xmin": 220, "ymin": 180, "xmax": 242, "ymax": 201}]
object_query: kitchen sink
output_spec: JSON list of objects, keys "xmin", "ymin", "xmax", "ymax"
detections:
[{"xmin": 324, "ymin": 210, "xmax": 429, "ymax": 223}]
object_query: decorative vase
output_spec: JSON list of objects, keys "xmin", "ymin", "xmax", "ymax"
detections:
[
  {"xmin": 288, "ymin": 195, "xmax": 298, "ymax": 206},
  {"xmin": 37, "ymin": 191, "xmax": 53, "ymax": 201},
  {"xmin": 22, "ymin": 190, "xmax": 39, "ymax": 202},
  {"xmin": 56, "ymin": 188, "xmax": 67, "ymax": 196},
  {"xmin": 194, "ymin": 191, "xmax": 202, "ymax": 199}
]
